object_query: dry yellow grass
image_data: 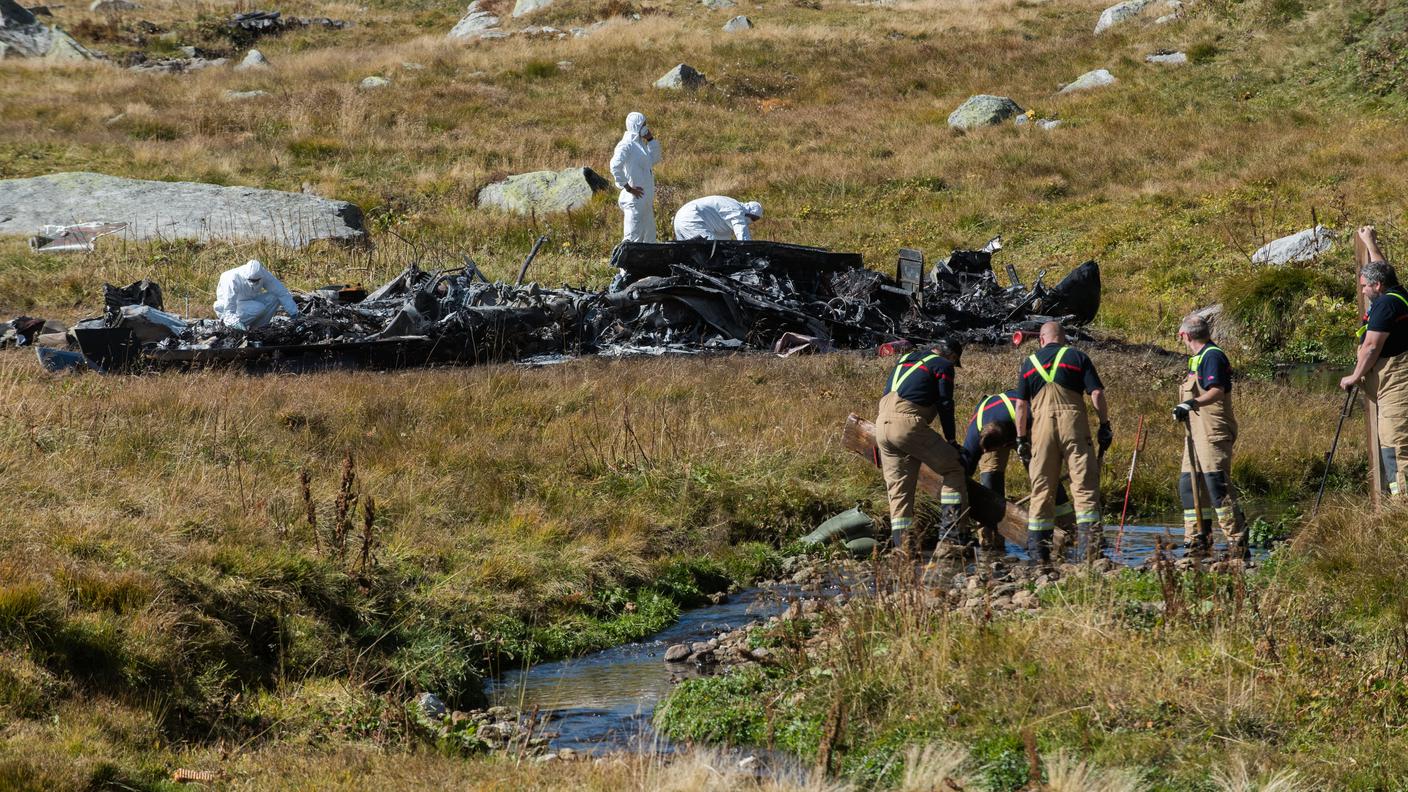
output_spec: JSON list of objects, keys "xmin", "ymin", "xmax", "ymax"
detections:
[
  {"xmin": 4, "ymin": 0, "xmax": 1406, "ymax": 339},
  {"xmin": 1, "ymin": 0, "xmax": 1403, "ymax": 786}
]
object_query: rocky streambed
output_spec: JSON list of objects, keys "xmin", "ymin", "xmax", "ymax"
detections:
[{"xmin": 423, "ymin": 521, "xmax": 1257, "ymax": 764}]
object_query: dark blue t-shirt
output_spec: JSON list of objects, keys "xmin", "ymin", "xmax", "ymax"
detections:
[
  {"xmin": 1189, "ymin": 345, "xmax": 1233, "ymax": 393},
  {"xmin": 1017, "ymin": 343, "xmax": 1103, "ymax": 402},
  {"xmin": 1364, "ymin": 287, "xmax": 1408, "ymax": 359},
  {"xmin": 960, "ymin": 389, "xmax": 1021, "ymax": 475},
  {"xmin": 884, "ymin": 350, "xmax": 956, "ymax": 440}
]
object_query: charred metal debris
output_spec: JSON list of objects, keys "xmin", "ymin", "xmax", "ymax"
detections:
[{"xmin": 12, "ymin": 239, "xmax": 1101, "ymax": 372}]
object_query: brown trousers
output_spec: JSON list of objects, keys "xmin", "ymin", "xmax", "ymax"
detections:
[
  {"xmin": 876, "ymin": 392, "xmax": 966, "ymax": 536},
  {"xmin": 1180, "ymin": 372, "xmax": 1243, "ymax": 545},
  {"xmin": 1028, "ymin": 383, "xmax": 1100, "ymax": 531},
  {"xmin": 1365, "ymin": 351, "xmax": 1408, "ymax": 497}
]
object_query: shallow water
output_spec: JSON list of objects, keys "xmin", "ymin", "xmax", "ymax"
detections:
[
  {"xmin": 487, "ymin": 583, "xmax": 812, "ymax": 753},
  {"xmin": 487, "ymin": 519, "xmax": 1265, "ymax": 755}
]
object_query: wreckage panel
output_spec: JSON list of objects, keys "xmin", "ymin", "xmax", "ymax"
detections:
[{"xmin": 11, "ymin": 242, "xmax": 1101, "ymax": 372}]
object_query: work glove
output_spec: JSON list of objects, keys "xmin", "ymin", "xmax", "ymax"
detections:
[
  {"xmin": 1097, "ymin": 422, "xmax": 1113, "ymax": 455},
  {"xmin": 1172, "ymin": 399, "xmax": 1197, "ymax": 423},
  {"xmin": 1017, "ymin": 436, "xmax": 1032, "ymax": 467}
]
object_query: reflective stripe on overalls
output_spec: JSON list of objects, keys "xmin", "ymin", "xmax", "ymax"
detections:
[
  {"xmin": 1026, "ymin": 348, "xmax": 1069, "ymax": 531},
  {"xmin": 1187, "ymin": 344, "xmax": 1228, "ymax": 513},
  {"xmin": 1357, "ymin": 292, "xmax": 1408, "ymax": 340},
  {"xmin": 1029, "ymin": 347, "xmax": 1069, "ymax": 386},
  {"xmin": 891, "ymin": 353, "xmax": 941, "ymax": 392},
  {"xmin": 976, "ymin": 393, "xmax": 1016, "ymax": 431},
  {"xmin": 892, "ymin": 354, "xmax": 962, "ymax": 507},
  {"xmin": 1188, "ymin": 344, "xmax": 1222, "ymax": 374}
]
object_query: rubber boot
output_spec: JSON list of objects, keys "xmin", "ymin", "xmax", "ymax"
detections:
[
  {"xmin": 1026, "ymin": 529, "xmax": 1053, "ymax": 567},
  {"xmin": 1183, "ymin": 520, "xmax": 1212, "ymax": 559},
  {"xmin": 1078, "ymin": 523, "xmax": 1105, "ymax": 563},
  {"xmin": 1224, "ymin": 539, "xmax": 1251, "ymax": 565},
  {"xmin": 889, "ymin": 526, "xmax": 906, "ymax": 553},
  {"xmin": 933, "ymin": 506, "xmax": 967, "ymax": 559}
]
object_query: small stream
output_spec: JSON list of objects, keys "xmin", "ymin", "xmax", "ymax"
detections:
[{"xmin": 487, "ymin": 519, "xmax": 1264, "ymax": 755}]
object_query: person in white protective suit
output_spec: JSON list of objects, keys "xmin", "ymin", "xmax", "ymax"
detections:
[
  {"xmin": 673, "ymin": 196, "xmax": 763, "ymax": 241},
  {"xmin": 609, "ymin": 112, "xmax": 663, "ymax": 243},
  {"xmin": 212, "ymin": 260, "xmax": 300, "ymax": 331}
]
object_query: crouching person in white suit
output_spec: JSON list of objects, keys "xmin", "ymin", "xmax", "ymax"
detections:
[
  {"xmin": 673, "ymin": 196, "xmax": 763, "ymax": 241},
  {"xmin": 213, "ymin": 259, "xmax": 300, "ymax": 331}
]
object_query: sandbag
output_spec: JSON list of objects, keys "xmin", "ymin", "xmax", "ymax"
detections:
[
  {"xmin": 844, "ymin": 537, "xmax": 879, "ymax": 558},
  {"xmin": 801, "ymin": 506, "xmax": 875, "ymax": 546}
]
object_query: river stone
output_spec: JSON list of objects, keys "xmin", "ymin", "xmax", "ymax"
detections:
[
  {"xmin": 947, "ymin": 94, "xmax": 1023, "ymax": 129},
  {"xmin": 722, "ymin": 14, "xmax": 751, "ymax": 30},
  {"xmin": 655, "ymin": 62, "xmax": 705, "ymax": 90},
  {"xmin": 1060, "ymin": 68, "xmax": 1116, "ymax": 93},
  {"xmin": 1094, "ymin": 0, "xmax": 1151, "ymax": 34},
  {"xmin": 512, "ymin": 0, "xmax": 551, "ymax": 16},
  {"xmin": 664, "ymin": 643, "xmax": 690, "ymax": 662},
  {"xmin": 477, "ymin": 167, "xmax": 609, "ymax": 215},
  {"xmin": 1251, "ymin": 226, "xmax": 1335, "ymax": 266},
  {"xmin": 0, "ymin": 172, "xmax": 367, "ymax": 247},
  {"xmin": 416, "ymin": 692, "xmax": 448, "ymax": 719},
  {"xmin": 1146, "ymin": 50, "xmax": 1187, "ymax": 64},
  {"xmin": 449, "ymin": 0, "xmax": 501, "ymax": 38},
  {"xmin": 1012, "ymin": 590, "xmax": 1039, "ymax": 609},
  {"xmin": 129, "ymin": 55, "xmax": 225, "ymax": 73},
  {"xmin": 234, "ymin": 48, "xmax": 268, "ymax": 69}
]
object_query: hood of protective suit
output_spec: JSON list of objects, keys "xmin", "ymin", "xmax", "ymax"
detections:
[
  {"xmin": 743, "ymin": 201, "xmax": 763, "ymax": 220},
  {"xmin": 236, "ymin": 259, "xmax": 268, "ymax": 283},
  {"xmin": 623, "ymin": 111, "xmax": 649, "ymax": 143}
]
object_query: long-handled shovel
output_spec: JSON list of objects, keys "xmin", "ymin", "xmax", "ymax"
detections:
[
  {"xmin": 1114, "ymin": 415, "xmax": 1148, "ymax": 555},
  {"xmin": 1184, "ymin": 420, "xmax": 1208, "ymax": 553},
  {"xmin": 1313, "ymin": 386, "xmax": 1357, "ymax": 520}
]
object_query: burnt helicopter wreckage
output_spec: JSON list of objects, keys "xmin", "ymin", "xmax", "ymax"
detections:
[{"xmin": 31, "ymin": 239, "xmax": 1100, "ymax": 372}]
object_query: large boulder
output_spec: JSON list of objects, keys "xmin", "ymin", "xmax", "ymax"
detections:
[
  {"xmin": 449, "ymin": 0, "xmax": 501, "ymax": 38},
  {"xmin": 512, "ymin": 0, "xmax": 551, "ymax": 16},
  {"xmin": 1146, "ymin": 50, "xmax": 1187, "ymax": 64},
  {"xmin": 0, "ymin": 0, "xmax": 98, "ymax": 60},
  {"xmin": 477, "ymin": 167, "xmax": 609, "ymax": 215},
  {"xmin": 655, "ymin": 63, "xmax": 706, "ymax": 90},
  {"xmin": 1094, "ymin": 0, "xmax": 1152, "ymax": 34},
  {"xmin": 234, "ymin": 48, "xmax": 269, "ymax": 70},
  {"xmin": 947, "ymin": 94, "xmax": 1023, "ymax": 129},
  {"xmin": 1059, "ymin": 68, "xmax": 1116, "ymax": 93},
  {"xmin": 1251, "ymin": 226, "xmax": 1335, "ymax": 266},
  {"xmin": 0, "ymin": 172, "xmax": 366, "ymax": 247}
]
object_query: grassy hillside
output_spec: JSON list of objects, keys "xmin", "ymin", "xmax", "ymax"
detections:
[{"xmin": 2, "ymin": 0, "xmax": 1405, "ymax": 345}]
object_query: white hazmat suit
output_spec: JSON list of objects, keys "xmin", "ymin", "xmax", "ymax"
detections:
[
  {"xmin": 213, "ymin": 259, "xmax": 300, "ymax": 330},
  {"xmin": 609, "ymin": 112, "xmax": 663, "ymax": 243},
  {"xmin": 673, "ymin": 196, "xmax": 763, "ymax": 241}
]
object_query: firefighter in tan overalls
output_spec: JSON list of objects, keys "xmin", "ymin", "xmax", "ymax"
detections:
[
  {"xmin": 1340, "ymin": 227, "xmax": 1408, "ymax": 499},
  {"xmin": 1173, "ymin": 314, "xmax": 1246, "ymax": 561},
  {"xmin": 1014, "ymin": 322, "xmax": 1111, "ymax": 562},
  {"xmin": 875, "ymin": 339, "xmax": 965, "ymax": 553}
]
